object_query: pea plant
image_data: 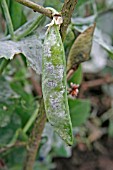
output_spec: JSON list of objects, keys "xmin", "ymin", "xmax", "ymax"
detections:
[{"xmin": 0, "ymin": 0, "xmax": 113, "ymax": 170}]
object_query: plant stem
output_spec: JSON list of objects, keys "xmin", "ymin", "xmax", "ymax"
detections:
[
  {"xmin": 0, "ymin": 0, "xmax": 16, "ymax": 75},
  {"xmin": 60, "ymin": 0, "xmax": 78, "ymax": 41},
  {"xmin": 0, "ymin": 141, "xmax": 26, "ymax": 154},
  {"xmin": 8, "ymin": 129, "xmax": 22, "ymax": 146},
  {"xmin": 23, "ymin": 106, "xmax": 39, "ymax": 134},
  {"xmin": 1, "ymin": 0, "xmax": 15, "ymax": 40},
  {"xmin": 16, "ymin": 14, "xmax": 45, "ymax": 40},
  {"xmin": 23, "ymin": 98, "xmax": 46, "ymax": 170},
  {"xmin": 15, "ymin": 0, "xmax": 52, "ymax": 18},
  {"xmin": 0, "ymin": 59, "xmax": 10, "ymax": 75}
]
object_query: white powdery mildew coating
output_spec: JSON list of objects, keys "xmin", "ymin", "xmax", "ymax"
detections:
[
  {"xmin": 43, "ymin": 34, "xmax": 67, "ymax": 123},
  {"xmin": 55, "ymin": 126, "xmax": 72, "ymax": 143},
  {"xmin": 47, "ymin": 90, "xmax": 66, "ymax": 117},
  {"xmin": 47, "ymin": 28, "xmax": 57, "ymax": 46},
  {"xmin": 42, "ymin": 24, "xmax": 73, "ymax": 145},
  {"xmin": 55, "ymin": 65, "xmax": 64, "ymax": 80},
  {"xmin": 43, "ymin": 42, "xmax": 51, "ymax": 57},
  {"xmin": 43, "ymin": 28, "xmax": 57, "ymax": 58},
  {"xmin": 47, "ymin": 80, "xmax": 57, "ymax": 88},
  {"xmin": 46, "ymin": 62, "xmax": 54, "ymax": 74}
]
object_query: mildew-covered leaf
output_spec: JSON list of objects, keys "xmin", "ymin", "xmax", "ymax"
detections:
[
  {"xmin": 67, "ymin": 24, "xmax": 95, "ymax": 72},
  {"xmin": 0, "ymin": 41, "xmax": 21, "ymax": 60},
  {"xmin": 94, "ymin": 35, "xmax": 113, "ymax": 57},
  {"xmin": 0, "ymin": 34, "xmax": 43, "ymax": 74},
  {"xmin": 42, "ymin": 24, "xmax": 73, "ymax": 145},
  {"xmin": 2, "ymin": 14, "xmax": 45, "ymax": 41},
  {"xmin": 20, "ymin": 35, "xmax": 42, "ymax": 74}
]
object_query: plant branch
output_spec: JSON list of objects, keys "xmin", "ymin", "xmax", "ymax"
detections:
[
  {"xmin": 23, "ymin": 106, "xmax": 39, "ymax": 134},
  {"xmin": 23, "ymin": 98, "xmax": 46, "ymax": 170},
  {"xmin": 1, "ymin": 0, "xmax": 15, "ymax": 39},
  {"xmin": 0, "ymin": 0, "xmax": 15, "ymax": 75},
  {"xmin": 16, "ymin": 14, "xmax": 45, "ymax": 41},
  {"xmin": 29, "ymin": 69, "xmax": 42, "ymax": 96},
  {"xmin": 79, "ymin": 75, "xmax": 113, "ymax": 98},
  {"xmin": 67, "ymin": 64, "xmax": 79, "ymax": 80},
  {"xmin": 82, "ymin": 75, "xmax": 113, "ymax": 90},
  {"xmin": 0, "ymin": 141, "xmax": 26, "ymax": 154},
  {"xmin": 15, "ymin": 0, "xmax": 52, "ymax": 18},
  {"xmin": 60, "ymin": 0, "xmax": 78, "ymax": 41}
]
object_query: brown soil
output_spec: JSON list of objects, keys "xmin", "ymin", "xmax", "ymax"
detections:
[{"xmin": 54, "ymin": 138, "xmax": 113, "ymax": 170}]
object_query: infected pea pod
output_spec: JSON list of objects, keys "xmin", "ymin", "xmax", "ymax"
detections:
[{"xmin": 42, "ymin": 14, "xmax": 73, "ymax": 145}]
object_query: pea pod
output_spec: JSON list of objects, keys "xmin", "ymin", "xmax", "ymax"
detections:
[{"xmin": 42, "ymin": 19, "xmax": 73, "ymax": 145}]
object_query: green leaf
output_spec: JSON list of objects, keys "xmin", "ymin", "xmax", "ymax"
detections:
[
  {"xmin": 0, "ymin": 76, "xmax": 18, "ymax": 127},
  {"xmin": 10, "ymin": 74, "xmax": 36, "ymax": 127},
  {"xmin": 75, "ymin": 0, "xmax": 90, "ymax": 9},
  {"xmin": 109, "ymin": 53, "xmax": 113, "ymax": 60},
  {"xmin": 68, "ymin": 64, "xmax": 83, "ymax": 85},
  {"xmin": 64, "ymin": 26, "xmax": 75, "ymax": 54},
  {"xmin": 69, "ymin": 99, "xmax": 91, "ymax": 127},
  {"xmin": 6, "ymin": 147, "xmax": 26, "ymax": 169},
  {"xmin": 109, "ymin": 118, "xmax": 113, "ymax": 137},
  {"xmin": 44, "ymin": 0, "xmax": 63, "ymax": 11},
  {"xmin": 102, "ymin": 109, "xmax": 113, "ymax": 137},
  {"xmin": 0, "ymin": 114, "xmax": 21, "ymax": 145},
  {"xmin": 9, "ymin": 0, "xmax": 26, "ymax": 30}
]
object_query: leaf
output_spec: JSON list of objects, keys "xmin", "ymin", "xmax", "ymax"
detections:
[
  {"xmin": 67, "ymin": 24, "xmax": 95, "ymax": 72},
  {"xmin": 72, "ymin": 15, "xmax": 96, "ymax": 25},
  {"xmin": 94, "ymin": 35, "xmax": 113, "ymax": 58},
  {"xmin": 72, "ymin": 0, "xmax": 90, "ymax": 16},
  {"xmin": 68, "ymin": 99, "xmax": 91, "ymax": 127},
  {"xmin": 0, "ymin": 114, "xmax": 21, "ymax": 145},
  {"xmin": 6, "ymin": 147, "xmax": 26, "ymax": 169},
  {"xmin": 0, "ymin": 76, "xmax": 19, "ymax": 127},
  {"xmin": 109, "ymin": 118, "xmax": 113, "ymax": 137},
  {"xmin": 3, "ymin": 14, "xmax": 45, "ymax": 41},
  {"xmin": 53, "ymin": 133, "xmax": 72, "ymax": 157},
  {"xmin": 39, "ymin": 123, "xmax": 54, "ymax": 158},
  {"xmin": 68, "ymin": 64, "xmax": 83, "ymax": 85},
  {"xmin": 0, "ymin": 40, "xmax": 21, "ymax": 59},
  {"xmin": 96, "ymin": 10, "xmax": 113, "ymax": 37},
  {"xmin": 9, "ymin": 0, "xmax": 26, "ymax": 30},
  {"xmin": 64, "ymin": 27, "xmax": 75, "ymax": 54},
  {"xmin": 21, "ymin": 35, "xmax": 43, "ymax": 74},
  {"xmin": 39, "ymin": 123, "xmax": 72, "ymax": 158},
  {"xmin": 74, "ymin": 25, "xmax": 113, "ymax": 59},
  {"xmin": 10, "ymin": 69, "xmax": 37, "ymax": 127},
  {"xmin": 0, "ymin": 34, "xmax": 43, "ymax": 74},
  {"xmin": 75, "ymin": 0, "xmax": 90, "ymax": 9},
  {"xmin": 44, "ymin": 0, "xmax": 63, "ymax": 11}
]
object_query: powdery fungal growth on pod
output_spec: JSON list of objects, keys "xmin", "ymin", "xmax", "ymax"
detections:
[{"xmin": 42, "ymin": 20, "xmax": 73, "ymax": 145}]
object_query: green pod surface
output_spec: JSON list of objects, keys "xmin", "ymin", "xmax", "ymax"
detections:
[{"xmin": 42, "ymin": 24, "xmax": 73, "ymax": 145}]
